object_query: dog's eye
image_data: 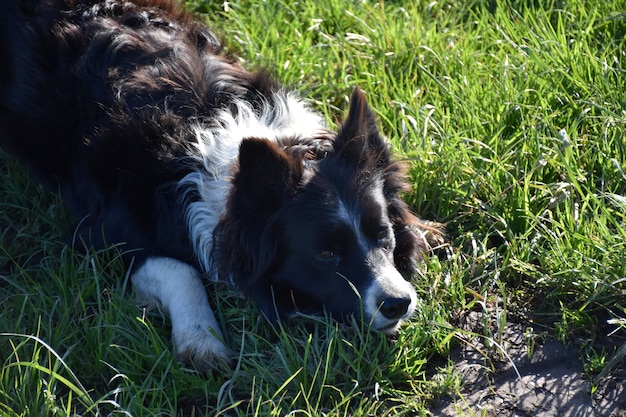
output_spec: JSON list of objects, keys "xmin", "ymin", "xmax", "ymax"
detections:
[
  {"xmin": 318, "ymin": 247, "xmax": 343, "ymax": 263},
  {"xmin": 377, "ymin": 228, "xmax": 392, "ymax": 249}
]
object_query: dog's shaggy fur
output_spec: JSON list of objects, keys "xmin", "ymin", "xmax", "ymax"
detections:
[{"xmin": 0, "ymin": 0, "xmax": 442, "ymax": 369}]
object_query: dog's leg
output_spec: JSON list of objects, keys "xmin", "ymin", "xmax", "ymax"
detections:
[{"xmin": 131, "ymin": 257, "xmax": 230, "ymax": 370}]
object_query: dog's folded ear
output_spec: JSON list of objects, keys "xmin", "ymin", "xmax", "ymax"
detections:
[
  {"xmin": 335, "ymin": 87, "xmax": 392, "ymax": 168},
  {"xmin": 234, "ymin": 138, "xmax": 304, "ymax": 209},
  {"xmin": 217, "ymin": 138, "xmax": 304, "ymax": 292}
]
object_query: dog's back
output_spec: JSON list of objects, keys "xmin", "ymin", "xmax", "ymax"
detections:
[
  {"xmin": 0, "ymin": 0, "xmax": 275, "ymax": 257},
  {"xmin": 4, "ymin": 1, "xmax": 239, "ymax": 168}
]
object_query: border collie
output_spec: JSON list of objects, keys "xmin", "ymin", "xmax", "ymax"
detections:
[{"xmin": 0, "ymin": 0, "xmax": 443, "ymax": 370}]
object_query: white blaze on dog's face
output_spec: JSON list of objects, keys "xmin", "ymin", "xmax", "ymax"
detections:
[{"xmin": 335, "ymin": 184, "xmax": 418, "ymax": 333}]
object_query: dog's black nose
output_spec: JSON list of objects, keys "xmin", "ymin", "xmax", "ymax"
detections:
[{"xmin": 379, "ymin": 296, "xmax": 411, "ymax": 320}]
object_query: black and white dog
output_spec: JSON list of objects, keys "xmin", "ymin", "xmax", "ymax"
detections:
[{"xmin": 0, "ymin": 0, "xmax": 442, "ymax": 369}]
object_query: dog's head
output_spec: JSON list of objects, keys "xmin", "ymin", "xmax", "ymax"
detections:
[{"xmin": 217, "ymin": 88, "xmax": 441, "ymax": 332}]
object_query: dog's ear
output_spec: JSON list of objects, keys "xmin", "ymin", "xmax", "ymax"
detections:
[
  {"xmin": 217, "ymin": 138, "xmax": 303, "ymax": 294},
  {"xmin": 393, "ymin": 214, "xmax": 446, "ymax": 277},
  {"xmin": 336, "ymin": 87, "xmax": 391, "ymax": 168},
  {"xmin": 234, "ymin": 138, "xmax": 303, "ymax": 208}
]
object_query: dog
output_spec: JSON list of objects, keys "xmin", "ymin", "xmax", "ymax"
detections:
[{"xmin": 0, "ymin": 0, "xmax": 443, "ymax": 370}]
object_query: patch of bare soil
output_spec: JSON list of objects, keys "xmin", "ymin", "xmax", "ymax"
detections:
[{"xmin": 430, "ymin": 313, "xmax": 626, "ymax": 416}]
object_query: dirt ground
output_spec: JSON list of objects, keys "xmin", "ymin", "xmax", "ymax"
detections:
[{"xmin": 430, "ymin": 313, "xmax": 626, "ymax": 416}]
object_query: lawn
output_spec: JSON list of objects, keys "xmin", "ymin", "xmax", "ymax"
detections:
[{"xmin": 1, "ymin": 0, "xmax": 625, "ymax": 415}]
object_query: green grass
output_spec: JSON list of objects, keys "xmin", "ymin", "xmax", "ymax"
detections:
[{"xmin": 2, "ymin": 0, "xmax": 626, "ymax": 414}]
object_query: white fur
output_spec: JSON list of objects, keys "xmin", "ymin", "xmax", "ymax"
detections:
[
  {"xmin": 180, "ymin": 91, "xmax": 329, "ymax": 278},
  {"xmin": 131, "ymin": 256, "xmax": 230, "ymax": 368}
]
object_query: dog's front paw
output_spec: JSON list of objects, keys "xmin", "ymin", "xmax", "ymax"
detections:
[{"xmin": 173, "ymin": 324, "xmax": 231, "ymax": 372}]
